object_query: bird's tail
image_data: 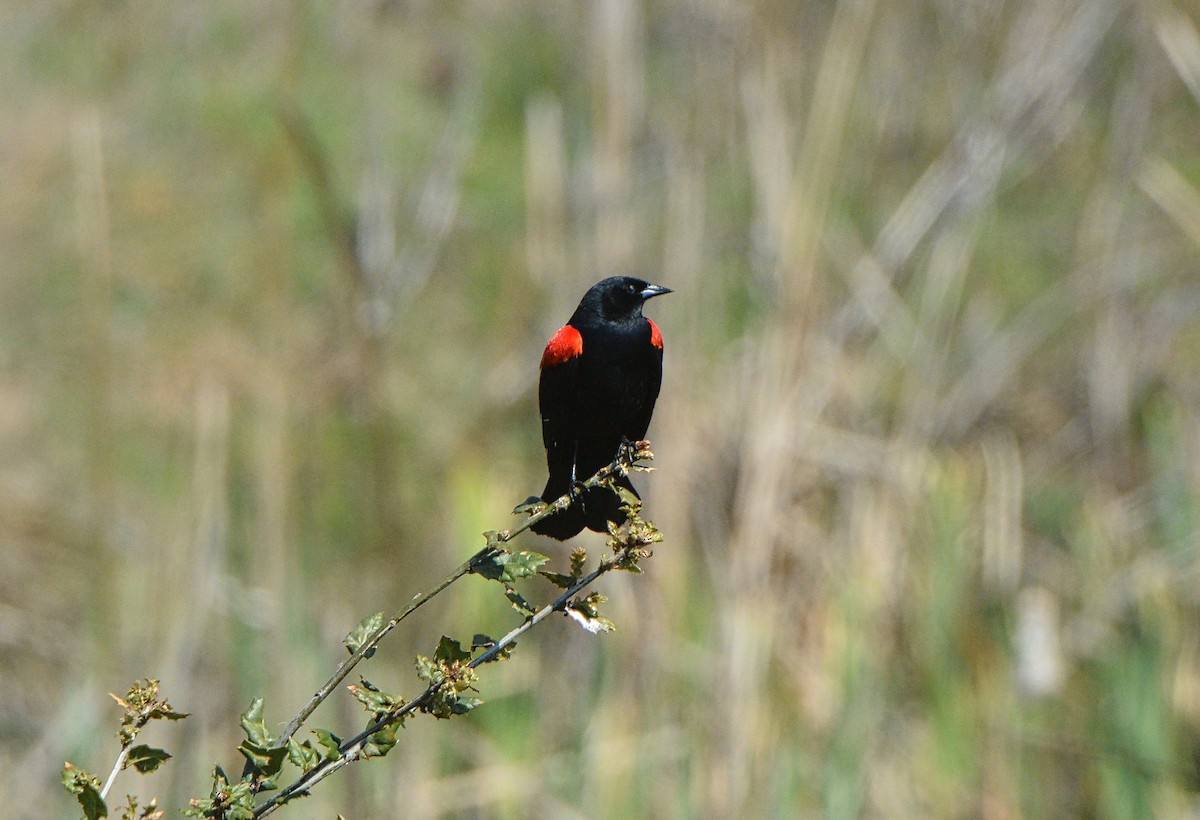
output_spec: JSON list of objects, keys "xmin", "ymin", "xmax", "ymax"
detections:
[
  {"xmin": 530, "ymin": 473, "xmax": 640, "ymax": 540},
  {"xmin": 582, "ymin": 473, "xmax": 638, "ymax": 534}
]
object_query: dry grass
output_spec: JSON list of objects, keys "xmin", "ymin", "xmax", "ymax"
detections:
[{"xmin": 4, "ymin": 0, "xmax": 1200, "ymax": 816}]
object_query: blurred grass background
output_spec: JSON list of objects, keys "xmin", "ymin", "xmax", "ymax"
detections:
[{"xmin": 4, "ymin": 0, "xmax": 1200, "ymax": 816}]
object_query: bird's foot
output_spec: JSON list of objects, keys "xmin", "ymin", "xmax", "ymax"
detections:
[
  {"xmin": 513, "ymin": 496, "xmax": 545, "ymax": 516},
  {"xmin": 616, "ymin": 437, "xmax": 638, "ymax": 468},
  {"xmin": 568, "ymin": 480, "xmax": 589, "ymax": 512}
]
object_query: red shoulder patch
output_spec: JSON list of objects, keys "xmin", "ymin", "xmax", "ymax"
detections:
[
  {"xmin": 540, "ymin": 324, "xmax": 583, "ymax": 368},
  {"xmin": 648, "ymin": 318, "xmax": 663, "ymax": 349}
]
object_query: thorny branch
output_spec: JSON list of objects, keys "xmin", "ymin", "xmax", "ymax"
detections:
[
  {"xmin": 247, "ymin": 441, "xmax": 656, "ymax": 815},
  {"xmin": 60, "ymin": 678, "xmax": 187, "ymax": 818},
  {"xmin": 273, "ymin": 441, "xmax": 652, "ymax": 749},
  {"xmin": 253, "ymin": 509, "xmax": 658, "ymax": 817}
]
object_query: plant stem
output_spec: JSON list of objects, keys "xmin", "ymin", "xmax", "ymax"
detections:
[
  {"xmin": 99, "ymin": 742, "xmax": 131, "ymax": 800},
  {"xmin": 254, "ymin": 545, "xmax": 635, "ymax": 817},
  {"xmin": 273, "ymin": 546, "xmax": 488, "ymax": 748},
  {"xmin": 271, "ymin": 443, "xmax": 651, "ymax": 749}
]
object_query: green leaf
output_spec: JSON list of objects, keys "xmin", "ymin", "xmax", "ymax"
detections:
[
  {"xmin": 79, "ymin": 789, "xmax": 107, "ymax": 820},
  {"xmin": 565, "ymin": 606, "xmax": 617, "ymax": 633},
  {"xmin": 504, "ymin": 586, "xmax": 537, "ymax": 614},
  {"xmin": 238, "ymin": 739, "xmax": 287, "ymax": 778},
  {"xmin": 118, "ymin": 794, "xmax": 160, "ymax": 820},
  {"xmin": 126, "ymin": 744, "xmax": 171, "ymax": 774},
  {"xmin": 540, "ymin": 570, "xmax": 576, "ymax": 588},
  {"xmin": 145, "ymin": 705, "xmax": 189, "ymax": 722},
  {"xmin": 186, "ymin": 764, "xmax": 257, "ymax": 817},
  {"xmin": 61, "ymin": 763, "xmax": 107, "ymax": 820},
  {"xmin": 348, "ymin": 677, "xmax": 402, "ymax": 717},
  {"xmin": 113, "ymin": 679, "xmax": 156, "ymax": 713},
  {"xmin": 211, "ymin": 777, "xmax": 257, "ymax": 819},
  {"xmin": 343, "ymin": 611, "xmax": 386, "ymax": 657},
  {"xmin": 425, "ymin": 690, "xmax": 462, "ymax": 720},
  {"xmin": 414, "ymin": 654, "xmax": 440, "ymax": 683},
  {"xmin": 505, "ymin": 550, "xmax": 549, "ymax": 580},
  {"xmin": 311, "ymin": 728, "xmax": 343, "ymax": 760},
  {"xmin": 362, "ymin": 720, "xmax": 399, "ymax": 758},
  {"xmin": 478, "ymin": 641, "xmax": 514, "ymax": 663},
  {"xmin": 469, "ymin": 549, "xmax": 508, "ymax": 581},
  {"xmin": 434, "ymin": 636, "xmax": 472, "ymax": 665},
  {"xmin": 287, "ymin": 737, "xmax": 320, "ymax": 772},
  {"xmin": 566, "ymin": 593, "xmax": 617, "ymax": 633},
  {"xmin": 277, "ymin": 787, "xmax": 313, "ymax": 805},
  {"xmin": 616, "ymin": 559, "xmax": 645, "ymax": 574},
  {"xmin": 569, "ymin": 547, "xmax": 587, "ymax": 577},
  {"xmin": 614, "ymin": 484, "xmax": 641, "ymax": 510},
  {"xmin": 470, "ymin": 633, "xmax": 514, "ymax": 662},
  {"xmin": 471, "ymin": 549, "xmax": 549, "ymax": 583},
  {"xmin": 512, "ymin": 496, "xmax": 545, "ymax": 515},
  {"xmin": 211, "ymin": 764, "xmax": 230, "ymax": 792},
  {"xmin": 184, "ymin": 765, "xmax": 224, "ymax": 817},
  {"xmin": 239, "ymin": 698, "xmax": 274, "ymax": 746},
  {"xmin": 451, "ymin": 696, "xmax": 483, "ymax": 715}
]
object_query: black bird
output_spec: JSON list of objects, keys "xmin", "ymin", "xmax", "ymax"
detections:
[{"xmin": 531, "ymin": 276, "xmax": 672, "ymax": 539}]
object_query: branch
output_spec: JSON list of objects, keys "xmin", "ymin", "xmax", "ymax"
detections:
[
  {"xmin": 172, "ymin": 442, "xmax": 658, "ymax": 816},
  {"xmin": 98, "ymin": 745, "xmax": 131, "ymax": 801},
  {"xmin": 272, "ymin": 441, "xmax": 654, "ymax": 748},
  {"xmin": 63, "ymin": 679, "xmax": 187, "ymax": 820},
  {"xmin": 253, "ymin": 524, "xmax": 653, "ymax": 817},
  {"xmin": 272, "ymin": 549, "xmax": 480, "ymax": 748}
]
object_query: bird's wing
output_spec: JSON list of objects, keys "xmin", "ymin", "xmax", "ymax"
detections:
[
  {"xmin": 629, "ymin": 321, "xmax": 664, "ymax": 441},
  {"xmin": 538, "ymin": 324, "xmax": 583, "ymax": 453}
]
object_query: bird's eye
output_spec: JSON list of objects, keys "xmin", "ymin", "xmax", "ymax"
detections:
[{"xmin": 625, "ymin": 283, "xmax": 638, "ymax": 295}]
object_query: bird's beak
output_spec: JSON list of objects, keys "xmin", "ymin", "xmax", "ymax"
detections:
[{"xmin": 640, "ymin": 284, "xmax": 674, "ymax": 300}]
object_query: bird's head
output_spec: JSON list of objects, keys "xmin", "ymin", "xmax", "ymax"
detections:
[{"xmin": 583, "ymin": 276, "xmax": 673, "ymax": 322}]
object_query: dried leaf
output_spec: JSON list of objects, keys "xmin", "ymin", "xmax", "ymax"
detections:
[{"xmin": 565, "ymin": 606, "xmax": 617, "ymax": 634}]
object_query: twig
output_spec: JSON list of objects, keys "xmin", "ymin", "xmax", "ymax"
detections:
[
  {"xmin": 77, "ymin": 679, "xmax": 186, "ymax": 810},
  {"xmin": 98, "ymin": 745, "xmax": 130, "ymax": 801},
  {"xmin": 254, "ymin": 540, "xmax": 641, "ymax": 817},
  {"xmin": 272, "ymin": 442, "xmax": 653, "ymax": 749},
  {"xmin": 273, "ymin": 549, "xmax": 481, "ymax": 748}
]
